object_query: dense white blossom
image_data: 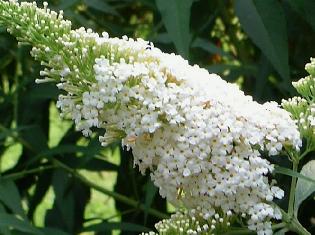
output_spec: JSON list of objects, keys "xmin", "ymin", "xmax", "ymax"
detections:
[
  {"xmin": 0, "ymin": 1, "xmax": 303, "ymax": 234},
  {"xmin": 53, "ymin": 33, "xmax": 301, "ymax": 234}
]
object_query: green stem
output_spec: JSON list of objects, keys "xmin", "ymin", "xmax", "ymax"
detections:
[
  {"xmin": 281, "ymin": 210, "xmax": 310, "ymax": 235},
  {"xmin": 222, "ymin": 228, "xmax": 255, "ymax": 235},
  {"xmin": 299, "ymin": 148, "xmax": 311, "ymax": 160},
  {"xmin": 103, "ymin": 208, "xmax": 137, "ymax": 221},
  {"xmin": 289, "ymin": 217, "xmax": 311, "ymax": 235},
  {"xmin": 1, "ymin": 165, "xmax": 55, "ymax": 180},
  {"xmin": 53, "ymin": 159, "xmax": 169, "ymax": 220},
  {"xmin": 288, "ymin": 159, "xmax": 299, "ymax": 217},
  {"xmin": 272, "ymin": 222, "xmax": 287, "ymax": 230},
  {"xmin": 282, "ymin": 150, "xmax": 311, "ymax": 234}
]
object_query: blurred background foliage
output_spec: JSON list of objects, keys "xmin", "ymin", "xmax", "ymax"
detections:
[{"xmin": 0, "ymin": 0, "xmax": 315, "ymax": 234}]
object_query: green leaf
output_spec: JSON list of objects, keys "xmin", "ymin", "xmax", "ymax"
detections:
[
  {"xmin": 234, "ymin": 0, "xmax": 290, "ymax": 83},
  {"xmin": 156, "ymin": 0, "xmax": 193, "ymax": 58},
  {"xmin": 46, "ymin": 168, "xmax": 88, "ymax": 234},
  {"xmin": 84, "ymin": 0, "xmax": 119, "ymax": 16},
  {"xmin": 274, "ymin": 165, "xmax": 315, "ymax": 184},
  {"xmin": 287, "ymin": 0, "xmax": 315, "ymax": 32},
  {"xmin": 27, "ymin": 84, "xmax": 59, "ymax": 100},
  {"xmin": 83, "ymin": 222, "xmax": 150, "ymax": 232},
  {"xmin": 0, "ymin": 213, "xmax": 42, "ymax": 235},
  {"xmin": 0, "ymin": 125, "xmax": 34, "ymax": 141},
  {"xmin": 206, "ymin": 64, "xmax": 256, "ymax": 74},
  {"xmin": 205, "ymin": 64, "xmax": 256, "ymax": 82},
  {"xmin": 19, "ymin": 125, "xmax": 48, "ymax": 155},
  {"xmin": 33, "ymin": 144, "xmax": 117, "ymax": 171},
  {"xmin": 54, "ymin": 0, "xmax": 79, "ymax": 10},
  {"xmin": 143, "ymin": 180, "xmax": 158, "ymax": 224},
  {"xmin": 0, "ymin": 205, "xmax": 10, "ymax": 235},
  {"xmin": 192, "ymin": 38, "xmax": 232, "ymax": 58},
  {"xmin": 254, "ymin": 55, "xmax": 273, "ymax": 99},
  {"xmin": 0, "ymin": 53, "xmax": 13, "ymax": 70},
  {"xmin": 27, "ymin": 172, "xmax": 52, "ymax": 219},
  {"xmin": 152, "ymin": 33, "xmax": 171, "ymax": 44},
  {"xmin": 36, "ymin": 145, "xmax": 88, "ymax": 158},
  {"xmin": 51, "ymin": 169, "xmax": 74, "ymax": 232},
  {"xmin": 0, "ymin": 179, "xmax": 25, "ymax": 217},
  {"xmin": 40, "ymin": 227, "xmax": 71, "ymax": 235},
  {"xmin": 294, "ymin": 160, "xmax": 315, "ymax": 216},
  {"xmin": 26, "ymin": 144, "xmax": 81, "ymax": 166}
]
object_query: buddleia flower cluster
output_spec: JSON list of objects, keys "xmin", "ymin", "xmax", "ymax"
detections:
[
  {"xmin": 141, "ymin": 209, "xmax": 232, "ymax": 235},
  {"xmin": 282, "ymin": 58, "xmax": 315, "ymax": 152},
  {"xmin": 0, "ymin": 1, "xmax": 302, "ymax": 234}
]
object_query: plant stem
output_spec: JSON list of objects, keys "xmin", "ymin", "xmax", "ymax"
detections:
[
  {"xmin": 272, "ymin": 222, "xmax": 286, "ymax": 230},
  {"xmin": 281, "ymin": 210, "xmax": 310, "ymax": 235},
  {"xmin": 290, "ymin": 217, "xmax": 311, "ymax": 235},
  {"xmin": 288, "ymin": 159, "xmax": 299, "ymax": 217},
  {"xmin": 53, "ymin": 159, "xmax": 169, "ymax": 220},
  {"xmin": 222, "ymin": 228, "xmax": 256, "ymax": 235},
  {"xmin": 1, "ymin": 165, "xmax": 55, "ymax": 180},
  {"xmin": 284, "ymin": 150, "xmax": 311, "ymax": 234},
  {"xmin": 299, "ymin": 148, "xmax": 311, "ymax": 160}
]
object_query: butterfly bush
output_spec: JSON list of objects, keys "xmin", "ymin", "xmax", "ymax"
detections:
[
  {"xmin": 141, "ymin": 210, "xmax": 232, "ymax": 235},
  {"xmin": 282, "ymin": 58, "xmax": 315, "ymax": 151},
  {"xmin": 0, "ymin": 1, "xmax": 302, "ymax": 234}
]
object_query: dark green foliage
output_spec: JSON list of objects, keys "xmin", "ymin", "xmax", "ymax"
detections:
[
  {"xmin": 0, "ymin": 0, "xmax": 315, "ymax": 234},
  {"xmin": 115, "ymin": 148, "xmax": 166, "ymax": 234}
]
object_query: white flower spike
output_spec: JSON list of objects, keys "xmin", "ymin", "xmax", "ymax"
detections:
[{"xmin": 0, "ymin": 1, "xmax": 302, "ymax": 234}]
